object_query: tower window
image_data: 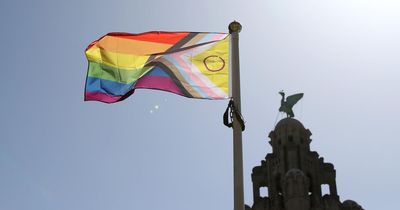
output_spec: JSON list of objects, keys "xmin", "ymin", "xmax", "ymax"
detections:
[
  {"xmin": 321, "ymin": 184, "xmax": 330, "ymax": 196},
  {"xmin": 288, "ymin": 135, "xmax": 293, "ymax": 142},
  {"xmin": 260, "ymin": 187, "xmax": 268, "ymax": 197}
]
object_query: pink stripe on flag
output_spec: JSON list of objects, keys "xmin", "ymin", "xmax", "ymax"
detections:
[
  {"xmin": 135, "ymin": 75, "xmax": 184, "ymax": 96},
  {"xmin": 212, "ymin": 33, "xmax": 226, "ymax": 41},
  {"xmin": 85, "ymin": 92, "xmax": 122, "ymax": 103}
]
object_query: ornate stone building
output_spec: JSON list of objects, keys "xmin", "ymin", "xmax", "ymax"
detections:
[{"xmin": 247, "ymin": 118, "xmax": 363, "ymax": 210}]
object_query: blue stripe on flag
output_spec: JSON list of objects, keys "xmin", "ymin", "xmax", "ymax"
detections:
[
  {"xmin": 86, "ymin": 77, "xmax": 135, "ymax": 96},
  {"xmin": 145, "ymin": 66, "xmax": 170, "ymax": 77}
]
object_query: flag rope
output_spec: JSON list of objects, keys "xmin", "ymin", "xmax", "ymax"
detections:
[{"xmin": 223, "ymin": 99, "xmax": 245, "ymax": 131}]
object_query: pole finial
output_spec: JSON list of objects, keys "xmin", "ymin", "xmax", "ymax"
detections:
[{"xmin": 229, "ymin": 21, "xmax": 242, "ymax": 33}]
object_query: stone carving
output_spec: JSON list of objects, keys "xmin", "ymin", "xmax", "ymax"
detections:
[{"xmin": 278, "ymin": 91, "xmax": 303, "ymax": 118}]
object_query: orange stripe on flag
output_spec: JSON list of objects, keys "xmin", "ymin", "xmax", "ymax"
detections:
[{"xmin": 97, "ymin": 36, "xmax": 172, "ymax": 55}]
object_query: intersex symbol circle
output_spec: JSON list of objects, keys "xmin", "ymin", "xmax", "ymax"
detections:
[{"xmin": 203, "ymin": 55, "xmax": 225, "ymax": 72}]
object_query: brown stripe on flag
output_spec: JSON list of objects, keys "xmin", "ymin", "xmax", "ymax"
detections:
[
  {"xmin": 181, "ymin": 33, "xmax": 207, "ymax": 48},
  {"xmin": 165, "ymin": 32, "xmax": 199, "ymax": 52}
]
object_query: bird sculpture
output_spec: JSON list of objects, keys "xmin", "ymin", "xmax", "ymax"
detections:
[{"xmin": 279, "ymin": 91, "xmax": 304, "ymax": 118}]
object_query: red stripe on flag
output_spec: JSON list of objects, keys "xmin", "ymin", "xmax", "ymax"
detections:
[{"xmin": 106, "ymin": 32, "xmax": 190, "ymax": 45}]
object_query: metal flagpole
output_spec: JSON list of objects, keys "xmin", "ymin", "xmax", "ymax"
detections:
[{"xmin": 229, "ymin": 21, "xmax": 244, "ymax": 210}]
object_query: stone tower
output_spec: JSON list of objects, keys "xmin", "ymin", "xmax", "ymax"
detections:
[{"xmin": 248, "ymin": 118, "xmax": 363, "ymax": 210}]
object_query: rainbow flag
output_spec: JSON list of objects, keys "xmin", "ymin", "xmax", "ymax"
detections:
[{"xmin": 84, "ymin": 32, "xmax": 230, "ymax": 103}]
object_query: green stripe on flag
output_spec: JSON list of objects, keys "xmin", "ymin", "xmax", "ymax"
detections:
[{"xmin": 87, "ymin": 61, "xmax": 152, "ymax": 84}]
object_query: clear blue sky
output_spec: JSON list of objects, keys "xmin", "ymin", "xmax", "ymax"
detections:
[{"xmin": 1, "ymin": 0, "xmax": 399, "ymax": 209}]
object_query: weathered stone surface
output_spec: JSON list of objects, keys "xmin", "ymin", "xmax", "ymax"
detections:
[{"xmin": 248, "ymin": 118, "xmax": 363, "ymax": 210}]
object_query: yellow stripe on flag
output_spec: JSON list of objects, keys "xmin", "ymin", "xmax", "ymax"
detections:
[{"xmin": 86, "ymin": 45, "xmax": 150, "ymax": 71}]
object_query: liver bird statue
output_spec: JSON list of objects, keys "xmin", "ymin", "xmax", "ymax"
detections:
[{"xmin": 279, "ymin": 91, "xmax": 304, "ymax": 118}]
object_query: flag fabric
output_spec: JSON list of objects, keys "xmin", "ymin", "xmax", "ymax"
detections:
[{"xmin": 84, "ymin": 31, "xmax": 230, "ymax": 103}]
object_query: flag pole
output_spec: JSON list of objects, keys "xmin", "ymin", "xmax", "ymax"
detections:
[{"xmin": 229, "ymin": 21, "xmax": 244, "ymax": 210}]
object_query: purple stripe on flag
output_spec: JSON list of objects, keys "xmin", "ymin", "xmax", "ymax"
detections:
[
  {"xmin": 135, "ymin": 75, "xmax": 183, "ymax": 96},
  {"xmin": 85, "ymin": 92, "xmax": 122, "ymax": 103}
]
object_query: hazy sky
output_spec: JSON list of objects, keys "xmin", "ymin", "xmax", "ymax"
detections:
[{"xmin": 1, "ymin": 0, "xmax": 399, "ymax": 210}]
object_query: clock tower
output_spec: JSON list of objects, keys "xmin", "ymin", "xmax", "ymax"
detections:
[{"xmin": 248, "ymin": 118, "xmax": 363, "ymax": 210}]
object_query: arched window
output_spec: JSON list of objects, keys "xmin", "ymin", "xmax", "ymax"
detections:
[
  {"xmin": 321, "ymin": 184, "xmax": 330, "ymax": 196},
  {"xmin": 260, "ymin": 187, "xmax": 269, "ymax": 197}
]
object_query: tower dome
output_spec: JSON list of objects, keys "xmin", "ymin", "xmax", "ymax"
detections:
[
  {"xmin": 268, "ymin": 118, "xmax": 312, "ymax": 152},
  {"xmin": 275, "ymin": 118, "xmax": 305, "ymax": 130},
  {"xmin": 342, "ymin": 200, "xmax": 364, "ymax": 210}
]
